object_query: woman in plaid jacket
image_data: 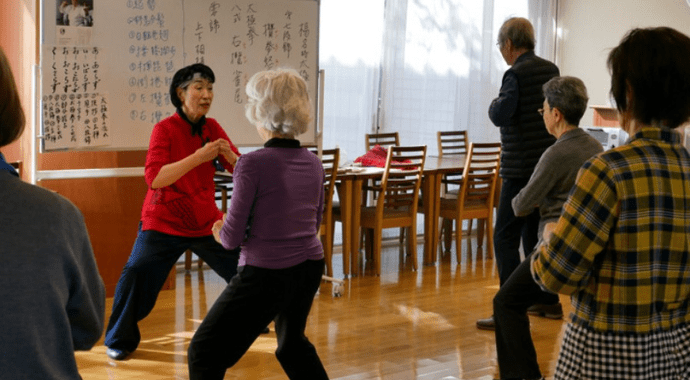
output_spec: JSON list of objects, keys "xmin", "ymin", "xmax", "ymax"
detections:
[{"xmin": 532, "ymin": 27, "xmax": 690, "ymax": 380}]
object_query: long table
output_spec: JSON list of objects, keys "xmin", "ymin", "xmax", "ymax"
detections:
[{"xmin": 335, "ymin": 155, "xmax": 466, "ymax": 277}]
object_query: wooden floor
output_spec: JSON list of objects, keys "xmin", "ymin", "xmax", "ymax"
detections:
[{"xmin": 76, "ymin": 236, "xmax": 572, "ymax": 379}]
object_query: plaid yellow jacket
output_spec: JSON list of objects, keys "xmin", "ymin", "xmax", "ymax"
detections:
[{"xmin": 532, "ymin": 126, "xmax": 690, "ymax": 333}]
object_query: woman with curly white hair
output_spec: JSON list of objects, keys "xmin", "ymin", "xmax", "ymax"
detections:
[{"xmin": 187, "ymin": 68, "xmax": 329, "ymax": 380}]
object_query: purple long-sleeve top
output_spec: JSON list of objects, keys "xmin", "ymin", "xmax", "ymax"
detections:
[{"xmin": 219, "ymin": 138, "xmax": 325, "ymax": 269}]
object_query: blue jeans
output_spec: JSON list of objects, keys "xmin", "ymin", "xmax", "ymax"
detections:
[
  {"xmin": 188, "ymin": 259, "xmax": 328, "ymax": 380},
  {"xmin": 493, "ymin": 177, "xmax": 540, "ymax": 285},
  {"xmin": 105, "ymin": 223, "xmax": 239, "ymax": 351}
]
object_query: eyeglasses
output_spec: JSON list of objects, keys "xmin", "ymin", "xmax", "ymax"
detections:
[{"xmin": 537, "ymin": 108, "xmax": 544, "ymax": 116}]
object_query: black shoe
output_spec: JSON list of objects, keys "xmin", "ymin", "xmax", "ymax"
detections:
[
  {"xmin": 476, "ymin": 315, "xmax": 495, "ymax": 330},
  {"xmin": 262, "ymin": 326, "xmax": 270, "ymax": 334},
  {"xmin": 527, "ymin": 303, "xmax": 563, "ymax": 319},
  {"xmin": 106, "ymin": 348, "xmax": 132, "ymax": 361}
]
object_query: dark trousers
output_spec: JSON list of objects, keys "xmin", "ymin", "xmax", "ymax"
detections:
[
  {"xmin": 494, "ymin": 251, "xmax": 559, "ymax": 380},
  {"xmin": 105, "ymin": 224, "xmax": 239, "ymax": 351},
  {"xmin": 188, "ymin": 259, "xmax": 329, "ymax": 380},
  {"xmin": 493, "ymin": 177, "xmax": 540, "ymax": 285}
]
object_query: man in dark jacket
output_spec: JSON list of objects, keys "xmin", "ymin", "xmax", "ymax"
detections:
[{"xmin": 477, "ymin": 17, "xmax": 560, "ymax": 331}]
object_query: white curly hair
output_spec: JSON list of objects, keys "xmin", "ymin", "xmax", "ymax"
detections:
[{"xmin": 244, "ymin": 68, "xmax": 312, "ymax": 137}]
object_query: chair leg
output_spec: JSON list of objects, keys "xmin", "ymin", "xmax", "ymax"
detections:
[
  {"xmin": 330, "ymin": 221, "xmax": 338, "ymax": 277},
  {"xmin": 442, "ymin": 218, "xmax": 453, "ymax": 254},
  {"xmin": 364, "ymin": 229, "xmax": 374, "ymax": 260},
  {"xmin": 407, "ymin": 226, "xmax": 418, "ymax": 271},
  {"xmin": 185, "ymin": 250, "xmax": 204, "ymax": 270},
  {"xmin": 477, "ymin": 219, "xmax": 485, "ymax": 247},
  {"xmin": 455, "ymin": 219, "xmax": 463, "ymax": 264},
  {"xmin": 337, "ymin": 219, "xmax": 350, "ymax": 277},
  {"xmin": 373, "ymin": 228, "xmax": 383, "ymax": 276},
  {"xmin": 486, "ymin": 218, "xmax": 494, "ymax": 259},
  {"xmin": 322, "ymin": 234, "xmax": 333, "ymax": 278},
  {"xmin": 184, "ymin": 249, "xmax": 192, "ymax": 271}
]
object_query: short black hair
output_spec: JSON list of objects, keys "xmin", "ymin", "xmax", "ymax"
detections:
[
  {"xmin": 608, "ymin": 27, "xmax": 690, "ymax": 128},
  {"xmin": 169, "ymin": 63, "xmax": 215, "ymax": 109}
]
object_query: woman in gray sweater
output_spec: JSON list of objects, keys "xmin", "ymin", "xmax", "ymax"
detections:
[
  {"xmin": 0, "ymin": 46, "xmax": 105, "ymax": 379},
  {"xmin": 492, "ymin": 76, "xmax": 603, "ymax": 380}
]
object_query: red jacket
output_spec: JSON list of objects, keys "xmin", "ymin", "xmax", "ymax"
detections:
[{"xmin": 141, "ymin": 113, "xmax": 240, "ymax": 237}]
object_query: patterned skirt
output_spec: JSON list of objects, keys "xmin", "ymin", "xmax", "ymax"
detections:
[{"xmin": 554, "ymin": 322, "xmax": 690, "ymax": 380}]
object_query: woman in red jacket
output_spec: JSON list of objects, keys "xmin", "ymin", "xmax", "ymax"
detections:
[{"xmin": 105, "ymin": 63, "xmax": 241, "ymax": 361}]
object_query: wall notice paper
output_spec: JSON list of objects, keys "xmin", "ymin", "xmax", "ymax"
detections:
[{"xmin": 42, "ymin": 45, "xmax": 111, "ymax": 150}]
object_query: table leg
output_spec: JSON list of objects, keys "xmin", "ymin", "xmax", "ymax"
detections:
[
  {"xmin": 351, "ymin": 178, "xmax": 363, "ymax": 276},
  {"xmin": 336, "ymin": 180, "xmax": 352, "ymax": 277},
  {"xmin": 422, "ymin": 173, "xmax": 440, "ymax": 265},
  {"xmin": 432, "ymin": 173, "xmax": 442, "ymax": 262}
]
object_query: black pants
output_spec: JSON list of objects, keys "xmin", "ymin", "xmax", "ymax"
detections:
[
  {"xmin": 494, "ymin": 251, "xmax": 559, "ymax": 380},
  {"xmin": 493, "ymin": 177, "xmax": 541, "ymax": 285},
  {"xmin": 188, "ymin": 259, "xmax": 329, "ymax": 380},
  {"xmin": 105, "ymin": 224, "xmax": 239, "ymax": 351}
]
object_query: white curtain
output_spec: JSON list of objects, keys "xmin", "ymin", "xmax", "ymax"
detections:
[
  {"xmin": 319, "ymin": 0, "xmax": 557, "ymax": 244},
  {"xmin": 375, "ymin": 0, "xmax": 558, "ymax": 156},
  {"xmin": 319, "ymin": 0, "xmax": 385, "ymax": 165},
  {"xmin": 320, "ymin": 0, "xmax": 558, "ymax": 158}
]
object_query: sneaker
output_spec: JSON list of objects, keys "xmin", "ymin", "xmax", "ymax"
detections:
[
  {"xmin": 476, "ymin": 315, "xmax": 495, "ymax": 330},
  {"xmin": 106, "ymin": 347, "xmax": 132, "ymax": 361},
  {"xmin": 527, "ymin": 303, "xmax": 563, "ymax": 319}
]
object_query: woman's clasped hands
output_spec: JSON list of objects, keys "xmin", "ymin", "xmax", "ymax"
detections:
[{"xmin": 197, "ymin": 138, "xmax": 238, "ymax": 166}]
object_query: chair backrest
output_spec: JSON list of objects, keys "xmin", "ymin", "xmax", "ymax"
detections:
[
  {"xmin": 308, "ymin": 147, "xmax": 339, "ymax": 228},
  {"xmin": 319, "ymin": 147, "xmax": 340, "ymax": 214},
  {"xmin": 437, "ymin": 130, "xmax": 468, "ymax": 187},
  {"xmin": 437, "ymin": 130, "xmax": 468, "ymax": 157},
  {"xmin": 304, "ymin": 144, "xmax": 319, "ymax": 156},
  {"xmin": 374, "ymin": 145, "xmax": 426, "ymax": 216},
  {"xmin": 365, "ymin": 132, "xmax": 400, "ymax": 151},
  {"xmin": 458, "ymin": 142, "xmax": 501, "ymax": 211},
  {"xmin": 214, "ymin": 173, "xmax": 234, "ymax": 213}
]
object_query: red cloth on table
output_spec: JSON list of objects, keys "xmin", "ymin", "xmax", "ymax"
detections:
[{"xmin": 354, "ymin": 145, "xmax": 412, "ymax": 168}]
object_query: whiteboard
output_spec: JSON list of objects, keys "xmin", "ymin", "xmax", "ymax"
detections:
[{"xmin": 40, "ymin": 0, "xmax": 319, "ymax": 151}]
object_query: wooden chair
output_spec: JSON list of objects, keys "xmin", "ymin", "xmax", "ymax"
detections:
[
  {"xmin": 314, "ymin": 147, "xmax": 340, "ymax": 277},
  {"xmin": 438, "ymin": 142, "xmax": 501, "ymax": 261},
  {"xmin": 437, "ymin": 130, "xmax": 469, "ymax": 157},
  {"xmin": 304, "ymin": 144, "xmax": 319, "ymax": 155},
  {"xmin": 360, "ymin": 145, "xmax": 426, "ymax": 276},
  {"xmin": 184, "ymin": 172, "xmax": 234, "ymax": 271},
  {"xmin": 365, "ymin": 132, "xmax": 400, "ymax": 151},
  {"xmin": 364, "ymin": 132, "xmax": 407, "ymax": 245},
  {"xmin": 436, "ymin": 130, "xmax": 471, "ymax": 253}
]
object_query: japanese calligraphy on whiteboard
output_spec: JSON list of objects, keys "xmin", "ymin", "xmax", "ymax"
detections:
[
  {"xmin": 40, "ymin": 0, "xmax": 318, "ymax": 151},
  {"xmin": 41, "ymin": 46, "xmax": 111, "ymax": 150},
  {"xmin": 183, "ymin": 0, "xmax": 319, "ymax": 146},
  {"xmin": 190, "ymin": 3, "xmax": 314, "ymax": 103}
]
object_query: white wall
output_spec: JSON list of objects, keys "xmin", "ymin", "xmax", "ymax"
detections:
[{"xmin": 556, "ymin": 0, "xmax": 690, "ymax": 126}]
